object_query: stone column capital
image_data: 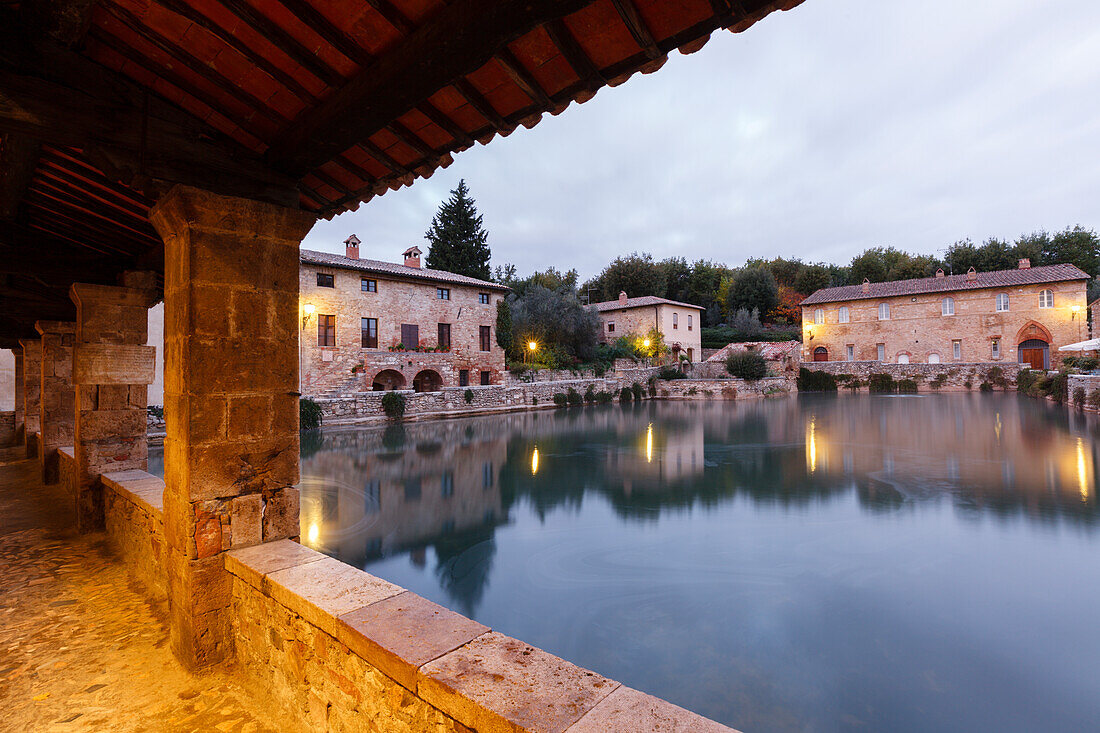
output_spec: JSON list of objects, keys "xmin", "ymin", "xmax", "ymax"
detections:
[
  {"xmin": 70, "ymin": 282, "xmax": 158, "ymax": 309},
  {"xmin": 149, "ymin": 184, "xmax": 316, "ymax": 245},
  {"xmin": 34, "ymin": 320, "xmax": 76, "ymax": 336}
]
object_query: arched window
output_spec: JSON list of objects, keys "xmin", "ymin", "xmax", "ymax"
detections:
[
  {"xmin": 1039, "ymin": 289, "xmax": 1054, "ymax": 308},
  {"xmin": 814, "ymin": 308, "xmax": 824, "ymax": 325},
  {"xmin": 996, "ymin": 293, "xmax": 1009, "ymax": 312},
  {"xmin": 878, "ymin": 303, "xmax": 890, "ymax": 320},
  {"xmin": 839, "ymin": 306, "xmax": 850, "ymax": 323},
  {"xmin": 942, "ymin": 297, "xmax": 955, "ymax": 316}
]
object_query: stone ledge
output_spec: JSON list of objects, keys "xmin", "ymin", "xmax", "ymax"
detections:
[
  {"xmin": 101, "ymin": 469, "xmax": 165, "ymax": 516},
  {"xmin": 565, "ymin": 685, "xmax": 737, "ymax": 732}
]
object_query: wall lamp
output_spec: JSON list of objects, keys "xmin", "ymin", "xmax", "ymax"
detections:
[
  {"xmin": 1072, "ymin": 305, "xmax": 1082, "ymax": 319},
  {"xmin": 302, "ymin": 302, "xmax": 316, "ymax": 328}
]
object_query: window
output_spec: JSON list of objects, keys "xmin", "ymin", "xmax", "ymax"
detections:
[
  {"xmin": 608, "ymin": 322, "xmax": 615, "ymax": 333},
  {"xmin": 878, "ymin": 303, "xmax": 890, "ymax": 320},
  {"xmin": 673, "ymin": 313, "xmax": 679, "ymax": 330},
  {"xmin": 459, "ymin": 370, "xmax": 469, "ymax": 387},
  {"xmin": 437, "ymin": 323, "xmax": 451, "ymax": 350},
  {"xmin": 839, "ymin": 306, "xmax": 850, "ymax": 324},
  {"xmin": 814, "ymin": 308, "xmax": 824, "ymax": 325},
  {"xmin": 953, "ymin": 340, "xmax": 962, "ymax": 360},
  {"xmin": 361, "ymin": 317, "xmax": 377, "ymax": 348},
  {"xmin": 437, "ymin": 287, "xmax": 450, "ymax": 300},
  {"xmin": 876, "ymin": 343, "xmax": 885, "ymax": 361},
  {"xmin": 942, "ymin": 297, "xmax": 955, "ymax": 316},
  {"xmin": 996, "ymin": 293, "xmax": 1009, "ymax": 312},
  {"xmin": 480, "ymin": 371, "xmax": 490, "ymax": 386},
  {"xmin": 479, "ymin": 326, "xmax": 491, "ymax": 352},
  {"xmin": 1039, "ymin": 289, "xmax": 1054, "ymax": 308},
  {"xmin": 688, "ymin": 314, "xmax": 693, "ymax": 331},
  {"xmin": 898, "ymin": 354, "xmax": 910, "ymax": 364},
  {"xmin": 441, "ymin": 472, "xmax": 454, "ymax": 498},
  {"xmin": 846, "ymin": 344, "xmax": 854, "ymax": 361},
  {"xmin": 928, "ymin": 353, "xmax": 940, "ymax": 364},
  {"xmin": 400, "ymin": 323, "xmax": 418, "ymax": 348},
  {"xmin": 316, "ymin": 273, "xmax": 334, "ymax": 288},
  {"xmin": 478, "ymin": 293, "xmax": 490, "ymax": 305},
  {"xmin": 361, "ymin": 278, "xmax": 376, "ymax": 292},
  {"xmin": 317, "ymin": 315, "xmax": 335, "ymax": 346},
  {"xmin": 991, "ymin": 338, "xmax": 1001, "ymax": 359}
]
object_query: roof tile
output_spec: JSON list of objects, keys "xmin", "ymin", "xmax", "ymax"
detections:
[
  {"xmin": 590, "ymin": 295, "xmax": 704, "ymax": 312},
  {"xmin": 300, "ymin": 249, "xmax": 509, "ymax": 291}
]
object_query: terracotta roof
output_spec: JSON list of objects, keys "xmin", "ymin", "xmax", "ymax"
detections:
[
  {"xmin": 300, "ymin": 248, "xmax": 508, "ymax": 291},
  {"xmin": 590, "ymin": 295, "xmax": 704, "ymax": 312},
  {"xmin": 801, "ymin": 264, "xmax": 1090, "ymax": 306}
]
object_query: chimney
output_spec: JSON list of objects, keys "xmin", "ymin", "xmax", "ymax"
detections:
[
  {"xmin": 1018, "ymin": 258, "xmax": 1031, "ymax": 269},
  {"xmin": 402, "ymin": 245, "xmax": 422, "ymax": 268},
  {"xmin": 967, "ymin": 267, "xmax": 977, "ymax": 282},
  {"xmin": 618, "ymin": 290, "xmax": 628, "ymax": 306},
  {"xmin": 861, "ymin": 278, "xmax": 870, "ymax": 295},
  {"xmin": 935, "ymin": 268, "xmax": 945, "ymax": 278},
  {"xmin": 344, "ymin": 234, "xmax": 360, "ymax": 260}
]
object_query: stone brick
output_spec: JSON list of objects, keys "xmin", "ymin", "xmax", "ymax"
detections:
[
  {"xmin": 230, "ymin": 493, "xmax": 262, "ymax": 548},
  {"xmin": 262, "ymin": 486, "xmax": 300, "ymax": 541}
]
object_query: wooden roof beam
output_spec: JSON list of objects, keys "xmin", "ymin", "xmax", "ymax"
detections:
[
  {"xmin": 364, "ymin": 0, "xmax": 416, "ymax": 36},
  {"xmin": 273, "ymin": 0, "xmax": 372, "ymax": 67},
  {"xmin": 0, "ymin": 132, "xmax": 39, "ymax": 219},
  {"xmin": 544, "ymin": 18, "xmax": 606, "ymax": 88},
  {"xmin": 610, "ymin": 0, "xmax": 662, "ymax": 60},
  {"xmin": 496, "ymin": 48, "xmax": 554, "ymax": 108}
]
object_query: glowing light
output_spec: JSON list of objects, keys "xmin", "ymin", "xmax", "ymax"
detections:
[
  {"xmin": 646, "ymin": 423, "xmax": 653, "ymax": 463},
  {"xmin": 1077, "ymin": 438, "xmax": 1090, "ymax": 502},
  {"xmin": 303, "ymin": 303, "xmax": 316, "ymax": 315},
  {"xmin": 807, "ymin": 418, "xmax": 817, "ymax": 473},
  {"xmin": 1072, "ymin": 305, "xmax": 1082, "ymax": 314},
  {"xmin": 994, "ymin": 413, "xmax": 1002, "ymax": 441},
  {"xmin": 528, "ymin": 341, "xmax": 538, "ymax": 352},
  {"xmin": 307, "ymin": 522, "xmax": 320, "ymax": 545},
  {"xmin": 643, "ymin": 339, "xmax": 651, "ymax": 348},
  {"xmin": 531, "ymin": 447, "xmax": 540, "ymax": 475}
]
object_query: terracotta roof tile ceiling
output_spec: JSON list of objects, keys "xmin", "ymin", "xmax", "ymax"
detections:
[
  {"xmin": 801, "ymin": 263, "xmax": 1090, "ymax": 306},
  {"xmin": 590, "ymin": 295, "xmax": 704, "ymax": 312},
  {"xmin": 300, "ymin": 248, "xmax": 509, "ymax": 291}
]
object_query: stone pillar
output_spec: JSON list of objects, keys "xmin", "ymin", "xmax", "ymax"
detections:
[
  {"xmin": 70, "ymin": 277, "xmax": 158, "ymax": 532},
  {"xmin": 149, "ymin": 185, "xmax": 315, "ymax": 668},
  {"xmin": 13, "ymin": 349, "xmax": 24, "ymax": 444},
  {"xmin": 35, "ymin": 321, "xmax": 76, "ymax": 485},
  {"xmin": 19, "ymin": 339, "xmax": 41, "ymax": 459}
]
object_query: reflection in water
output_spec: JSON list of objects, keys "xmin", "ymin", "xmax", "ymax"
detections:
[{"xmin": 293, "ymin": 396, "xmax": 1100, "ymax": 732}]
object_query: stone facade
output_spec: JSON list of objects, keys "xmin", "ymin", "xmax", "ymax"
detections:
[
  {"xmin": 804, "ymin": 361, "xmax": 1022, "ymax": 391},
  {"xmin": 299, "ymin": 245, "xmax": 508, "ymax": 397},
  {"xmin": 591, "ymin": 293, "xmax": 704, "ymax": 362},
  {"xmin": 801, "ymin": 263, "xmax": 1088, "ymax": 368}
]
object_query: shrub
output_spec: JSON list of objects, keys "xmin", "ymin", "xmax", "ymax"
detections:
[
  {"xmin": 552, "ymin": 392, "xmax": 568, "ymax": 406},
  {"xmin": 1090, "ymin": 389, "xmax": 1100, "ymax": 410},
  {"xmin": 868, "ymin": 373, "xmax": 895, "ymax": 394},
  {"xmin": 979, "ymin": 381, "xmax": 993, "ymax": 392},
  {"xmin": 381, "ymin": 392, "xmax": 406, "ymax": 419},
  {"xmin": 1073, "ymin": 386, "xmax": 1087, "ymax": 408},
  {"xmin": 464, "ymin": 388, "xmax": 474, "ymax": 404},
  {"xmin": 595, "ymin": 390, "xmax": 615, "ymax": 404},
  {"xmin": 584, "ymin": 385, "xmax": 596, "ymax": 404},
  {"xmin": 898, "ymin": 378, "xmax": 919, "ymax": 394},
  {"xmin": 963, "ymin": 380, "xmax": 973, "ymax": 391},
  {"xmin": 725, "ymin": 351, "xmax": 769, "ymax": 381},
  {"xmin": 619, "ymin": 387, "xmax": 633, "ymax": 403},
  {"xmin": 147, "ymin": 405, "xmax": 165, "ymax": 419},
  {"xmin": 1063, "ymin": 355, "xmax": 1099, "ymax": 371},
  {"xmin": 647, "ymin": 377, "xmax": 657, "ymax": 397},
  {"xmin": 1049, "ymin": 372, "xmax": 1069, "ymax": 404},
  {"xmin": 1017, "ymin": 369, "xmax": 1038, "ymax": 393},
  {"xmin": 686, "ymin": 386, "xmax": 699, "ymax": 396},
  {"xmin": 567, "ymin": 387, "xmax": 583, "ymax": 406},
  {"xmin": 658, "ymin": 366, "xmax": 687, "ymax": 380},
  {"xmin": 300, "ymin": 397, "xmax": 323, "ymax": 430},
  {"xmin": 532, "ymin": 396, "xmax": 538, "ymax": 406},
  {"xmin": 631, "ymin": 382, "xmax": 644, "ymax": 400},
  {"xmin": 797, "ymin": 368, "xmax": 837, "ymax": 392},
  {"xmin": 929, "ymin": 374, "xmax": 948, "ymax": 390},
  {"xmin": 985, "ymin": 366, "xmax": 1007, "ymax": 389}
]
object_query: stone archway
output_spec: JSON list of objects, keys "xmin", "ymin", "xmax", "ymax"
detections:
[
  {"xmin": 412, "ymin": 369, "xmax": 443, "ymax": 393},
  {"xmin": 813, "ymin": 346, "xmax": 829, "ymax": 362},
  {"xmin": 372, "ymin": 369, "xmax": 406, "ymax": 391},
  {"xmin": 1015, "ymin": 320, "xmax": 1052, "ymax": 346},
  {"xmin": 1015, "ymin": 321, "xmax": 1052, "ymax": 370}
]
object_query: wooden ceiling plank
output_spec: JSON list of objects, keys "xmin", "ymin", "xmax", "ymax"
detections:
[
  {"xmin": 416, "ymin": 102, "xmax": 473, "ymax": 149},
  {"xmin": 0, "ymin": 132, "xmax": 39, "ymax": 219},
  {"xmin": 495, "ymin": 47, "xmax": 554, "ymax": 108},
  {"xmin": 387, "ymin": 120, "xmax": 434, "ymax": 159},
  {"xmin": 359, "ymin": 140, "xmax": 411, "ymax": 177},
  {"xmin": 452, "ymin": 78, "xmax": 510, "ymax": 131},
  {"xmin": 610, "ymin": 0, "xmax": 662, "ymax": 60},
  {"xmin": 544, "ymin": 18, "xmax": 606, "ymax": 87},
  {"xmin": 273, "ymin": 0, "xmax": 372, "ymax": 67},
  {"xmin": 40, "ymin": 146, "xmax": 155, "ymax": 210},
  {"xmin": 364, "ymin": 0, "xmax": 415, "ymax": 36},
  {"xmin": 24, "ymin": 188, "xmax": 157, "ymax": 249},
  {"xmin": 36, "ymin": 163, "xmax": 151, "ymax": 221}
]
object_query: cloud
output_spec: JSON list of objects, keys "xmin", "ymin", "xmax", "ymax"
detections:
[{"xmin": 302, "ymin": 0, "xmax": 1100, "ymax": 280}]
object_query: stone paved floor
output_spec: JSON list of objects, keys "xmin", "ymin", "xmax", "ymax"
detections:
[{"xmin": 0, "ymin": 456, "xmax": 294, "ymax": 733}]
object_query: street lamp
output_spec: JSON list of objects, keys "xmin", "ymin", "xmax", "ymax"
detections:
[
  {"xmin": 525, "ymin": 340, "xmax": 538, "ymax": 365},
  {"xmin": 300, "ymin": 303, "xmax": 316, "ymax": 392}
]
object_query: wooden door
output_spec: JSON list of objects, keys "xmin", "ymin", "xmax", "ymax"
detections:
[
  {"xmin": 1021, "ymin": 348, "xmax": 1044, "ymax": 370},
  {"xmin": 813, "ymin": 347, "xmax": 829, "ymax": 362},
  {"xmin": 400, "ymin": 323, "xmax": 418, "ymax": 349}
]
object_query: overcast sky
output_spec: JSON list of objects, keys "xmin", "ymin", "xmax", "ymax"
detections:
[{"xmin": 301, "ymin": 0, "xmax": 1100, "ymax": 281}]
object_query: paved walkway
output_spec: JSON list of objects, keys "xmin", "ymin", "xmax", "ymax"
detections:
[{"xmin": 0, "ymin": 455, "xmax": 291, "ymax": 733}]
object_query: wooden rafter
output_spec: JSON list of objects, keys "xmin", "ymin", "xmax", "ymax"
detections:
[
  {"xmin": 610, "ymin": 0, "xmax": 662, "ymax": 60},
  {"xmin": 0, "ymin": 132, "xmax": 39, "ymax": 219}
]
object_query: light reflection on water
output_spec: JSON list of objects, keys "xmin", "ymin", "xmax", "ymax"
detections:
[{"xmin": 155, "ymin": 395, "xmax": 1100, "ymax": 732}]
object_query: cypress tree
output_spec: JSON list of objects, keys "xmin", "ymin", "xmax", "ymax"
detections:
[{"xmin": 424, "ymin": 179, "xmax": 492, "ymax": 279}]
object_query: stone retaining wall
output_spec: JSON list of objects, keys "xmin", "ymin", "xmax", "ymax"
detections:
[
  {"xmin": 657, "ymin": 377, "xmax": 795, "ymax": 400},
  {"xmin": 226, "ymin": 540, "xmax": 735, "ymax": 733},
  {"xmin": 503, "ymin": 359, "xmax": 651, "ymax": 384},
  {"xmin": 803, "ymin": 361, "xmax": 1021, "ymax": 391},
  {"xmin": 0, "ymin": 410, "xmax": 14, "ymax": 445},
  {"xmin": 1068, "ymin": 374, "xmax": 1100, "ymax": 410},
  {"xmin": 101, "ymin": 470, "xmax": 167, "ymax": 597}
]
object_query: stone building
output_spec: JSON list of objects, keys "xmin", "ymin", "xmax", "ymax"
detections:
[
  {"xmin": 590, "ymin": 293, "xmax": 705, "ymax": 362},
  {"xmin": 800, "ymin": 261, "xmax": 1089, "ymax": 368},
  {"xmin": 299, "ymin": 236, "xmax": 509, "ymax": 396}
]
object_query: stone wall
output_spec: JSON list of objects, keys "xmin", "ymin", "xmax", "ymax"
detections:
[
  {"xmin": 58, "ymin": 446, "xmax": 75, "ymax": 503},
  {"xmin": 802, "ymin": 361, "xmax": 1021, "ymax": 391},
  {"xmin": 1068, "ymin": 374, "xmax": 1100, "ymax": 410},
  {"xmin": 0, "ymin": 410, "xmax": 13, "ymax": 445},
  {"xmin": 101, "ymin": 470, "xmax": 167, "ymax": 598},
  {"xmin": 656, "ymin": 377, "xmax": 795, "ymax": 400}
]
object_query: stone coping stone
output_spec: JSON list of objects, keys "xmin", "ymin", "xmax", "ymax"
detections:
[
  {"xmin": 101, "ymin": 469, "xmax": 165, "ymax": 516},
  {"xmin": 337, "ymin": 591, "xmax": 489, "ymax": 692},
  {"xmin": 225, "ymin": 539, "xmax": 327, "ymax": 590},
  {"xmin": 264, "ymin": 555, "xmax": 404, "ymax": 637},
  {"xmin": 58, "ymin": 446, "xmax": 74, "ymax": 461},
  {"xmin": 564, "ymin": 686, "xmax": 739, "ymax": 732},
  {"xmin": 419, "ymin": 631, "xmax": 620, "ymax": 733}
]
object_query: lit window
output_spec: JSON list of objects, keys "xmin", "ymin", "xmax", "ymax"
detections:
[
  {"xmin": 878, "ymin": 303, "xmax": 890, "ymax": 320},
  {"xmin": 316, "ymin": 273, "xmax": 334, "ymax": 288},
  {"xmin": 1039, "ymin": 289, "xmax": 1053, "ymax": 308},
  {"xmin": 478, "ymin": 293, "xmax": 490, "ymax": 305},
  {"xmin": 942, "ymin": 297, "xmax": 955, "ymax": 316},
  {"xmin": 953, "ymin": 340, "xmax": 962, "ymax": 360},
  {"xmin": 688, "ymin": 314, "xmax": 693, "ymax": 331},
  {"xmin": 876, "ymin": 343, "xmax": 885, "ymax": 361},
  {"xmin": 673, "ymin": 313, "xmax": 679, "ymax": 329},
  {"xmin": 608, "ymin": 322, "xmax": 615, "ymax": 333},
  {"xmin": 991, "ymin": 338, "xmax": 1000, "ymax": 359},
  {"xmin": 846, "ymin": 344, "xmax": 854, "ymax": 361},
  {"xmin": 437, "ymin": 287, "xmax": 450, "ymax": 300},
  {"xmin": 996, "ymin": 293, "xmax": 1009, "ymax": 312},
  {"xmin": 814, "ymin": 308, "xmax": 824, "ymax": 325},
  {"xmin": 361, "ymin": 278, "xmax": 376, "ymax": 292},
  {"xmin": 839, "ymin": 306, "xmax": 850, "ymax": 324}
]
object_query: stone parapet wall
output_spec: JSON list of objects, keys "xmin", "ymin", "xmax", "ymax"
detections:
[
  {"xmin": 101, "ymin": 470, "xmax": 167, "ymax": 597},
  {"xmin": 1068, "ymin": 374, "xmax": 1100, "ymax": 410},
  {"xmin": 504, "ymin": 360, "xmax": 653, "ymax": 384},
  {"xmin": 227, "ymin": 540, "xmax": 736, "ymax": 733},
  {"xmin": 803, "ymin": 361, "xmax": 1021, "ymax": 391},
  {"xmin": 0, "ymin": 410, "xmax": 13, "ymax": 445},
  {"xmin": 58, "ymin": 446, "xmax": 75, "ymax": 502},
  {"xmin": 656, "ymin": 377, "xmax": 795, "ymax": 400}
]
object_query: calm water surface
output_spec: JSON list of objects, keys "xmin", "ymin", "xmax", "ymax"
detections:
[{"xmin": 172, "ymin": 395, "xmax": 1100, "ymax": 731}]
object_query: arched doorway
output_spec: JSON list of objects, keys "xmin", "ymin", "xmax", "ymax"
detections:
[
  {"xmin": 372, "ymin": 369, "xmax": 406, "ymax": 391},
  {"xmin": 927, "ymin": 353, "xmax": 941, "ymax": 364},
  {"xmin": 813, "ymin": 347, "xmax": 829, "ymax": 362},
  {"xmin": 1018, "ymin": 339, "xmax": 1049, "ymax": 370},
  {"xmin": 412, "ymin": 369, "xmax": 443, "ymax": 392}
]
